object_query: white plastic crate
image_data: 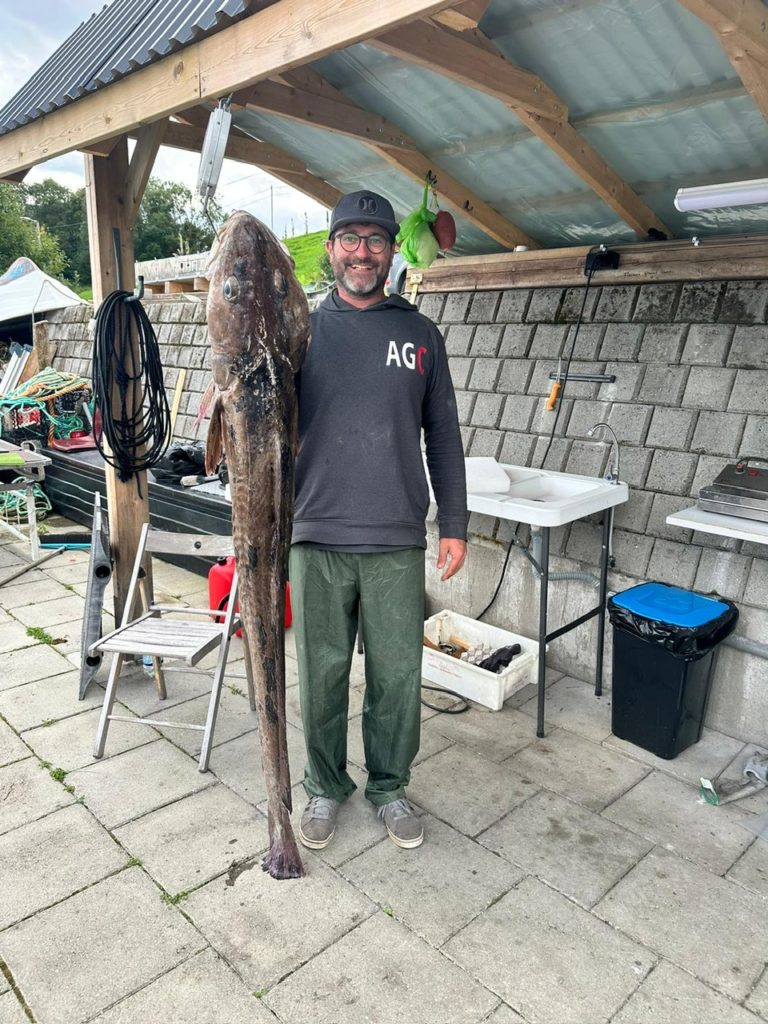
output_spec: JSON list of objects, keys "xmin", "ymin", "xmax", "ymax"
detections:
[{"xmin": 422, "ymin": 610, "xmax": 540, "ymax": 711}]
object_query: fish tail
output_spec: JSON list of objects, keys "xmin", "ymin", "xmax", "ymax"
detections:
[
  {"xmin": 262, "ymin": 809, "xmax": 305, "ymax": 879},
  {"xmin": 205, "ymin": 392, "xmax": 225, "ymax": 476}
]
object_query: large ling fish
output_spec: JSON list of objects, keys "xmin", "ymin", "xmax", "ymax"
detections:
[{"xmin": 205, "ymin": 211, "xmax": 309, "ymax": 879}]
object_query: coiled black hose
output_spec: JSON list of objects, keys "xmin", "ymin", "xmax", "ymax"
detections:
[{"xmin": 92, "ymin": 290, "xmax": 171, "ymax": 492}]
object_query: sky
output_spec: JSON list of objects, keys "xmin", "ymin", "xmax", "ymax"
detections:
[{"xmin": 0, "ymin": 0, "xmax": 331, "ymax": 239}]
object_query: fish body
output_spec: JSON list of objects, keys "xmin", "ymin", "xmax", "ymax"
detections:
[{"xmin": 205, "ymin": 212, "xmax": 309, "ymax": 879}]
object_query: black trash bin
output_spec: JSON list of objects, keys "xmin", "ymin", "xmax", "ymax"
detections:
[{"xmin": 608, "ymin": 582, "xmax": 738, "ymax": 759}]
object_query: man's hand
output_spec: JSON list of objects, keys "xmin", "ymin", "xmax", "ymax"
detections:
[{"xmin": 437, "ymin": 538, "xmax": 467, "ymax": 581}]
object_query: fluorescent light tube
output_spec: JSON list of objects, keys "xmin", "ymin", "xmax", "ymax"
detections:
[{"xmin": 674, "ymin": 178, "xmax": 768, "ymax": 211}]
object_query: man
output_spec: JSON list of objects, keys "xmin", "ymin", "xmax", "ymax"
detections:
[{"xmin": 290, "ymin": 189, "xmax": 467, "ymax": 851}]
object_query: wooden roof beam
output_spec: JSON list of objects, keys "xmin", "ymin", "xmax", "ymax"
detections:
[
  {"xmin": 370, "ymin": 23, "xmax": 671, "ymax": 240},
  {"xmin": 0, "ymin": 0, "xmax": 458, "ymax": 179},
  {"xmin": 125, "ymin": 120, "xmax": 168, "ymax": 226},
  {"xmin": 677, "ymin": 0, "xmax": 768, "ymax": 65},
  {"xmin": 234, "ymin": 81, "xmax": 415, "ymax": 150},
  {"xmin": 372, "ymin": 20, "xmax": 566, "ymax": 120},
  {"xmin": 146, "ymin": 118, "xmax": 309, "ymax": 174},
  {"xmin": 279, "ymin": 67, "xmax": 536, "ymax": 248},
  {"xmin": 720, "ymin": 34, "xmax": 768, "ymax": 118},
  {"xmin": 432, "ymin": 0, "xmax": 490, "ymax": 30}
]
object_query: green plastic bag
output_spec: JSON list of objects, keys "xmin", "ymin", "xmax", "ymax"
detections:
[{"xmin": 396, "ymin": 182, "xmax": 439, "ymax": 269}]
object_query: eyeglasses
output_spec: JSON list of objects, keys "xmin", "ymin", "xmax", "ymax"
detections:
[{"xmin": 334, "ymin": 231, "xmax": 390, "ymax": 254}]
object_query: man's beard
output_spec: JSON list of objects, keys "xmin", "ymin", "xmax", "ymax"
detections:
[{"xmin": 332, "ymin": 255, "xmax": 389, "ymax": 297}]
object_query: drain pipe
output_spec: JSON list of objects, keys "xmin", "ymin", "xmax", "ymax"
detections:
[
  {"xmin": 723, "ymin": 634, "xmax": 768, "ymax": 660},
  {"xmin": 528, "ymin": 527, "xmax": 600, "ymax": 589}
]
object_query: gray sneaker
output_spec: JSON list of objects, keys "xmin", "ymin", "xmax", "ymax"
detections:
[
  {"xmin": 299, "ymin": 796, "xmax": 339, "ymax": 849},
  {"xmin": 378, "ymin": 798, "xmax": 423, "ymax": 849}
]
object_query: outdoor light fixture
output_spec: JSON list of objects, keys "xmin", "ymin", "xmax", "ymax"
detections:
[{"xmin": 674, "ymin": 177, "xmax": 768, "ymax": 211}]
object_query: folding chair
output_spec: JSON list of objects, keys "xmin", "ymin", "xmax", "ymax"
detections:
[{"xmin": 91, "ymin": 525, "xmax": 255, "ymax": 772}]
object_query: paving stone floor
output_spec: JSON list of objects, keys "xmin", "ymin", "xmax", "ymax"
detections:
[{"xmin": 0, "ymin": 524, "xmax": 767, "ymax": 1023}]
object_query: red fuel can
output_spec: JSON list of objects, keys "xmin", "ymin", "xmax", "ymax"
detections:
[{"xmin": 208, "ymin": 557, "xmax": 292, "ymax": 637}]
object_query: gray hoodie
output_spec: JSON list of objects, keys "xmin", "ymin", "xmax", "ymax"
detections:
[{"xmin": 292, "ymin": 290, "xmax": 467, "ymax": 550}]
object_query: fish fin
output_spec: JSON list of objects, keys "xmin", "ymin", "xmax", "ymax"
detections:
[
  {"xmin": 195, "ymin": 378, "xmax": 217, "ymax": 428},
  {"xmin": 205, "ymin": 393, "xmax": 225, "ymax": 475}
]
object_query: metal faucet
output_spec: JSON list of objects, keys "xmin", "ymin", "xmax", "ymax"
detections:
[{"xmin": 586, "ymin": 422, "xmax": 621, "ymax": 483}]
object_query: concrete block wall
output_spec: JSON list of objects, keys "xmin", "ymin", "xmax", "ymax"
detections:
[
  {"xmin": 420, "ymin": 279, "xmax": 768, "ymax": 745},
  {"xmin": 47, "ymin": 295, "xmax": 212, "ymax": 445}
]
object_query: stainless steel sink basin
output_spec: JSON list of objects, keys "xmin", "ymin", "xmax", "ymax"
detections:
[{"xmin": 465, "ymin": 460, "xmax": 629, "ymax": 527}]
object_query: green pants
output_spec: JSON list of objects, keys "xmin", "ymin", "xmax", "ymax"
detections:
[{"xmin": 288, "ymin": 546, "xmax": 425, "ymax": 806}]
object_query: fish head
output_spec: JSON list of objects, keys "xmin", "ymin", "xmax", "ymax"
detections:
[{"xmin": 206, "ymin": 211, "xmax": 309, "ymax": 387}]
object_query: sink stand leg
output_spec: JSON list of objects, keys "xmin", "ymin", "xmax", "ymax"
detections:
[
  {"xmin": 594, "ymin": 507, "xmax": 613, "ymax": 697},
  {"xmin": 536, "ymin": 526, "xmax": 550, "ymax": 738}
]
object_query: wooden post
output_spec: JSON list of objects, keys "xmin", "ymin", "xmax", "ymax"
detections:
[{"xmin": 84, "ymin": 139, "xmax": 149, "ymax": 622}]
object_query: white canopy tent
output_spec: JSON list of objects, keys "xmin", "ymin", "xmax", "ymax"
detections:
[{"xmin": 0, "ymin": 257, "xmax": 84, "ymax": 324}]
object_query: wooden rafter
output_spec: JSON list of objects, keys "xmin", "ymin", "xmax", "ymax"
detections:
[
  {"xmin": 278, "ymin": 68, "xmax": 535, "ymax": 248},
  {"xmin": 370, "ymin": 22, "xmax": 671, "ymax": 239},
  {"xmin": 0, "ymin": 0, "xmax": 457, "ymax": 180},
  {"xmin": 151, "ymin": 120, "xmax": 307, "ymax": 174},
  {"xmin": 373, "ymin": 20, "xmax": 566, "ymax": 120},
  {"xmin": 679, "ymin": 0, "xmax": 768, "ymax": 119},
  {"xmin": 234, "ymin": 81, "xmax": 415, "ymax": 151},
  {"xmin": 432, "ymin": 0, "xmax": 489, "ymax": 30},
  {"xmin": 677, "ymin": 0, "xmax": 768, "ymax": 65}
]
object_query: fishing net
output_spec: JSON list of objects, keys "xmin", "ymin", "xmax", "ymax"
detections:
[{"xmin": 0, "ymin": 368, "xmax": 92, "ymax": 447}]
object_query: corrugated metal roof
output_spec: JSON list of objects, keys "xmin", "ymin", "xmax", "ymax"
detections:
[
  {"xmin": 3, "ymin": 0, "xmax": 768, "ymax": 249},
  {"xmin": 0, "ymin": 0, "xmax": 251, "ymax": 134}
]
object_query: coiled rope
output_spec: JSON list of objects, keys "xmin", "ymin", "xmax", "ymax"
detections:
[{"xmin": 92, "ymin": 291, "xmax": 171, "ymax": 491}]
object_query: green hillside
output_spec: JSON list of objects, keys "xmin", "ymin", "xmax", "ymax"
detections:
[{"xmin": 284, "ymin": 229, "xmax": 328, "ymax": 286}]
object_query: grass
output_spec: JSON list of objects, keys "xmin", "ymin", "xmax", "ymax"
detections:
[
  {"xmin": 26, "ymin": 625, "xmax": 61, "ymax": 645},
  {"xmin": 161, "ymin": 890, "xmax": 190, "ymax": 906},
  {"xmin": 283, "ymin": 230, "xmax": 327, "ymax": 286},
  {"xmin": 78, "ymin": 286, "xmax": 94, "ymax": 301}
]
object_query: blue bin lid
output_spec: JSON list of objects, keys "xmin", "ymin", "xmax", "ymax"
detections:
[{"xmin": 610, "ymin": 582, "xmax": 730, "ymax": 628}]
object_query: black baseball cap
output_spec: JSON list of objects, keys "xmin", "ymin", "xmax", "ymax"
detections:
[{"xmin": 329, "ymin": 190, "xmax": 399, "ymax": 241}]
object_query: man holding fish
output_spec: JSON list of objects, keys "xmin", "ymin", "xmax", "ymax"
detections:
[{"xmin": 290, "ymin": 190, "xmax": 467, "ymax": 852}]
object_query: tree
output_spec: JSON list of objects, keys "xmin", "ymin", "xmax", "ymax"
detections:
[
  {"xmin": 24, "ymin": 178, "xmax": 89, "ymax": 287},
  {"xmin": 134, "ymin": 178, "xmax": 222, "ymax": 260},
  {"xmin": 0, "ymin": 183, "xmax": 66, "ymax": 278}
]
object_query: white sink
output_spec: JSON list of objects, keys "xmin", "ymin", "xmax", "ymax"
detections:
[{"xmin": 466, "ymin": 460, "xmax": 629, "ymax": 527}]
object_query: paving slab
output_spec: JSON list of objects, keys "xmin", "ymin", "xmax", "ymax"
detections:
[
  {"xmin": 444, "ymin": 875, "xmax": 654, "ymax": 1024},
  {"xmin": 91, "ymin": 948, "xmax": 274, "ymax": 1024},
  {"xmin": 479, "ymin": 789, "xmax": 652, "ymax": 908},
  {"xmin": 105, "ymin": 664, "xmax": 215, "ymax": 717},
  {"xmin": 0, "ymin": 642, "xmax": 74, "ymax": 690},
  {"xmin": 508, "ymin": 728, "xmax": 649, "ymax": 812},
  {"xmin": 409, "ymin": 744, "xmax": 539, "ymax": 836},
  {"xmin": 747, "ymin": 968, "xmax": 768, "ymax": 1019},
  {"xmin": 485, "ymin": 1005, "xmax": 526, "ymax": 1024},
  {"xmin": 613, "ymin": 959, "xmax": 762, "ymax": 1024},
  {"xmin": 113, "ymin": 783, "xmax": 269, "ymax": 895},
  {"xmin": 727, "ymin": 837, "xmax": 768, "ymax": 899},
  {"xmin": 0, "ymin": 671, "xmax": 102, "ymax": 731},
  {"xmin": 602, "ymin": 770, "xmax": 755, "ymax": 874},
  {"xmin": 519, "ymin": 674, "xmax": 613, "ymax": 743},
  {"xmin": 265, "ymin": 911, "xmax": 498, "ymax": 1024},
  {"xmin": 184, "ymin": 854, "xmax": 375, "ymax": 991},
  {"xmin": 0, "ymin": 757, "xmax": 74, "ymax": 835},
  {"xmin": 341, "ymin": 813, "xmax": 522, "ymax": 945},
  {"xmin": 603, "ymin": 727, "xmax": 745, "ymax": 787},
  {"xmin": 0, "ymin": 576, "xmax": 74, "ymax": 609},
  {"xmin": 595, "ymin": 847, "xmax": 768, "ymax": 1001},
  {"xmin": 0, "ymin": 803, "xmax": 126, "ymax": 929},
  {"xmin": 21, "ymin": 704, "xmax": 155, "ymax": 773},
  {"xmin": 425, "ymin": 704, "xmax": 538, "ymax": 763},
  {"xmin": 0, "ymin": 621, "xmax": 38, "ymax": 656},
  {"xmin": 0, "ymin": 547, "xmax": 25, "ymax": 570},
  {"xmin": 154, "ymin": 687, "xmax": 259, "ymax": 755},
  {"xmin": 0, "ymin": 718, "xmax": 29, "ymax": 768},
  {"xmin": 0, "ymin": 991, "xmax": 29, "ymax": 1023},
  {"xmin": 209, "ymin": 722, "xmax": 306, "ymax": 806},
  {"xmin": 11, "ymin": 593, "xmax": 85, "ymax": 628},
  {"xmin": 1, "ymin": 869, "xmax": 205, "ymax": 1024},
  {"xmin": 46, "ymin": 615, "xmax": 114, "ymax": 657},
  {"xmin": 68, "ymin": 739, "xmax": 213, "ymax": 829}
]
